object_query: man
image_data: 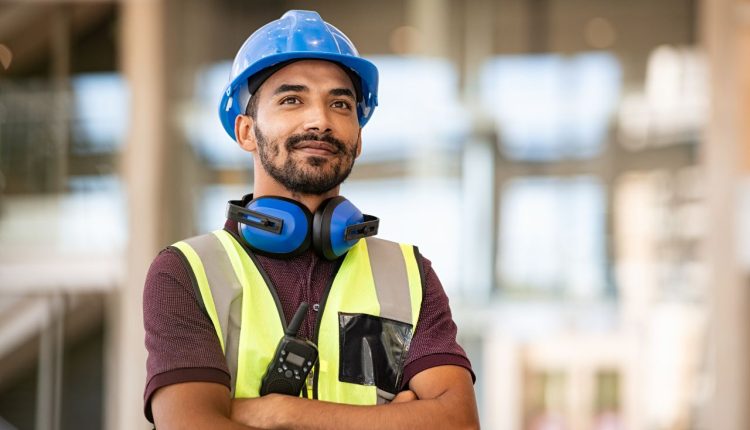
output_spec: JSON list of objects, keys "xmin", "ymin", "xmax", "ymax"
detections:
[{"xmin": 143, "ymin": 10, "xmax": 479, "ymax": 429}]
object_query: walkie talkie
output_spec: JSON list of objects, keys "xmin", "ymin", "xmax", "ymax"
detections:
[{"xmin": 260, "ymin": 302, "xmax": 319, "ymax": 396}]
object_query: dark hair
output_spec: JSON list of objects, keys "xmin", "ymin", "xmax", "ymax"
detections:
[{"xmin": 244, "ymin": 86, "xmax": 260, "ymax": 119}]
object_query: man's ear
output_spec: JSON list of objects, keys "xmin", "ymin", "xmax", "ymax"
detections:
[
  {"xmin": 235, "ymin": 114, "xmax": 257, "ymax": 152},
  {"xmin": 355, "ymin": 128, "xmax": 362, "ymax": 158}
]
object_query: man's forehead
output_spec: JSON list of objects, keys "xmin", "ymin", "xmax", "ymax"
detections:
[{"xmin": 258, "ymin": 59, "xmax": 356, "ymax": 93}]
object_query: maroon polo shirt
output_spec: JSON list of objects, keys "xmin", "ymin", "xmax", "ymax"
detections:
[{"xmin": 143, "ymin": 218, "xmax": 473, "ymax": 422}]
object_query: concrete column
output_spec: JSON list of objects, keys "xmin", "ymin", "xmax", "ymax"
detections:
[
  {"xmin": 460, "ymin": 0, "xmax": 497, "ymax": 300},
  {"xmin": 483, "ymin": 333, "xmax": 520, "ymax": 430},
  {"xmin": 402, "ymin": 0, "xmax": 454, "ymax": 181},
  {"xmin": 50, "ymin": 4, "xmax": 70, "ymax": 193},
  {"xmin": 405, "ymin": 0, "xmax": 450, "ymax": 57},
  {"xmin": 701, "ymin": 0, "xmax": 750, "ymax": 429},
  {"xmin": 461, "ymin": 0, "xmax": 494, "ymax": 101},
  {"xmin": 107, "ymin": 0, "xmax": 169, "ymax": 428}
]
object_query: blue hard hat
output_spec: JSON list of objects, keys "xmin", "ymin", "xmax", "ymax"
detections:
[{"xmin": 219, "ymin": 10, "xmax": 379, "ymax": 141}]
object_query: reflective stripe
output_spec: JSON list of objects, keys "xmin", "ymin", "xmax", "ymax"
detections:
[
  {"xmin": 366, "ymin": 238, "xmax": 413, "ymax": 324},
  {"xmin": 172, "ymin": 240, "xmax": 226, "ymax": 352},
  {"xmin": 209, "ymin": 230, "xmax": 249, "ymax": 395},
  {"xmin": 317, "ymin": 239, "xmax": 380, "ymax": 404},
  {"xmin": 377, "ymin": 388, "xmax": 394, "ymax": 404},
  {"xmin": 399, "ymin": 244, "xmax": 423, "ymax": 330},
  {"xmin": 179, "ymin": 233, "xmax": 245, "ymax": 393},
  {"xmin": 212, "ymin": 230, "xmax": 285, "ymax": 399},
  {"xmin": 177, "ymin": 231, "xmax": 285, "ymax": 398},
  {"xmin": 366, "ymin": 239, "xmax": 422, "ymax": 403},
  {"xmin": 226, "ymin": 295, "xmax": 242, "ymax": 394}
]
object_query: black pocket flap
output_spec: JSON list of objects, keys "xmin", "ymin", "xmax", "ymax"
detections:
[{"xmin": 339, "ymin": 313, "xmax": 414, "ymax": 396}]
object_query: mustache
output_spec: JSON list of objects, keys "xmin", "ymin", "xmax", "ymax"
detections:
[{"xmin": 285, "ymin": 132, "xmax": 347, "ymax": 154}]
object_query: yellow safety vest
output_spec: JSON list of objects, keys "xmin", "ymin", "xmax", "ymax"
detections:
[{"xmin": 171, "ymin": 229, "xmax": 424, "ymax": 405}]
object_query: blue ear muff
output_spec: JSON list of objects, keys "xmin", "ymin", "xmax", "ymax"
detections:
[
  {"xmin": 312, "ymin": 196, "xmax": 380, "ymax": 261},
  {"xmin": 227, "ymin": 195, "xmax": 378, "ymax": 260},
  {"xmin": 227, "ymin": 196, "xmax": 312, "ymax": 258}
]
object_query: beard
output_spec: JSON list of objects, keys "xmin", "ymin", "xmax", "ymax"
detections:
[{"xmin": 254, "ymin": 124, "xmax": 358, "ymax": 196}]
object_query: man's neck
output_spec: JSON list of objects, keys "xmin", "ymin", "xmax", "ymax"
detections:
[{"xmin": 252, "ymin": 180, "xmax": 340, "ymax": 213}]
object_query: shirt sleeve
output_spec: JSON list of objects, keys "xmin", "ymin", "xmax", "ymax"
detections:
[
  {"xmin": 142, "ymin": 248, "xmax": 230, "ymax": 423},
  {"xmin": 401, "ymin": 252, "xmax": 475, "ymax": 389}
]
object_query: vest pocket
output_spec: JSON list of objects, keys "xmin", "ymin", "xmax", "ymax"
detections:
[{"xmin": 338, "ymin": 313, "xmax": 414, "ymax": 397}]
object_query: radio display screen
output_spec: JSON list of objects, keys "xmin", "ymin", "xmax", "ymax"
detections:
[{"xmin": 286, "ymin": 352, "xmax": 306, "ymax": 367}]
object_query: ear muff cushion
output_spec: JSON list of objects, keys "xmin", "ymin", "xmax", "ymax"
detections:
[
  {"xmin": 313, "ymin": 196, "xmax": 364, "ymax": 260},
  {"xmin": 312, "ymin": 197, "xmax": 340, "ymax": 260},
  {"xmin": 240, "ymin": 196, "xmax": 312, "ymax": 257}
]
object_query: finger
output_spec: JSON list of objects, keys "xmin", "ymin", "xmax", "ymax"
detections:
[{"xmin": 392, "ymin": 390, "xmax": 417, "ymax": 403}]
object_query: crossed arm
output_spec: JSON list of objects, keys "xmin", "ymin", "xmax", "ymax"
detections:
[{"xmin": 151, "ymin": 365, "xmax": 479, "ymax": 430}]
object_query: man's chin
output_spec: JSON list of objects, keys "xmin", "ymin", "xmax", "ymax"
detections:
[{"xmin": 306, "ymin": 155, "xmax": 334, "ymax": 168}]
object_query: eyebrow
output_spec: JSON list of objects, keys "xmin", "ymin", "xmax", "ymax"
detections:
[
  {"xmin": 272, "ymin": 84, "xmax": 355, "ymax": 100},
  {"xmin": 330, "ymin": 88, "xmax": 355, "ymax": 99},
  {"xmin": 272, "ymin": 84, "xmax": 307, "ymax": 95}
]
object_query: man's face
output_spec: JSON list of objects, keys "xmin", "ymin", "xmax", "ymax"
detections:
[{"xmin": 250, "ymin": 60, "xmax": 362, "ymax": 196}]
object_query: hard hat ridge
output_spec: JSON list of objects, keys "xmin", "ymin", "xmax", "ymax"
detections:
[{"xmin": 219, "ymin": 10, "xmax": 379, "ymax": 141}]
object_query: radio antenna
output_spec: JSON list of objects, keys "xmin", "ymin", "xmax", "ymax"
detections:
[{"xmin": 286, "ymin": 302, "xmax": 309, "ymax": 336}]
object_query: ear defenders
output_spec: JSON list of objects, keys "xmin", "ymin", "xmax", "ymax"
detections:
[{"xmin": 226, "ymin": 195, "xmax": 379, "ymax": 260}]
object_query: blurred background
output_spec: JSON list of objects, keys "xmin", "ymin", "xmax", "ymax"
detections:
[{"xmin": 0, "ymin": 0, "xmax": 748, "ymax": 429}]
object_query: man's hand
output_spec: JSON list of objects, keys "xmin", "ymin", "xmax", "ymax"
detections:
[
  {"xmin": 392, "ymin": 389, "xmax": 418, "ymax": 403},
  {"xmin": 231, "ymin": 365, "xmax": 479, "ymax": 430},
  {"xmin": 154, "ymin": 366, "xmax": 477, "ymax": 430},
  {"xmin": 230, "ymin": 394, "xmax": 287, "ymax": 429},
  {"xmin": 231, "ymin": 388, "xmax": 418, "ymax": 428}
]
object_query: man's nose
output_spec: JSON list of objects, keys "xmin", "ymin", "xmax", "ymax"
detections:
[{"xmin": 302, "ymin": 102, "xmax": 333, "ymax": 133}]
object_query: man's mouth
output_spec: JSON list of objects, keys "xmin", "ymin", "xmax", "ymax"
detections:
[{"xmin": 293, "ymin": 140, "xmax": 339, "ymax": 156}]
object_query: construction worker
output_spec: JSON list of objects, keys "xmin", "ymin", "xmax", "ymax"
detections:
[{"xmin": 143, "ymin": 10, "xmax": 479, "ymax": 429}]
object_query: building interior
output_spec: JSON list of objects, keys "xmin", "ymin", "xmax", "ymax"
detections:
[{"xmin": 0, "ymin": 0, "xmax": 748, "ymax": 429}]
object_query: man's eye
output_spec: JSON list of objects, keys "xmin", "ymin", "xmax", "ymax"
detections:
[
  {"xmin": 280, "ymin": 97, "xmax": 300, "ymax": 105},
  {"xmin": 332, "ymin": 100, "xmax": 352, "ymax": 109}
]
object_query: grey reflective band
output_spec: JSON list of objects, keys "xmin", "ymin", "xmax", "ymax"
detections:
[
  {"xmin": 182, "ymin": 233, "xmax": 244, "ymax": 395},
  {"xmin": 364, "ymin": 238, "xmax": 414, "ymax": 325},
  {"xmin": 364, "ymin": 237, "xmax": 416, "ymax": 403},
  {"xmin": 377, "ymin": 388, "xmax": 396, "ymax": 404},
  {"xmin": 226, "ymin": 296, "xmax": 243, "ymax": 395}
]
